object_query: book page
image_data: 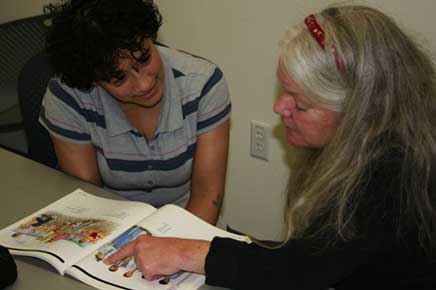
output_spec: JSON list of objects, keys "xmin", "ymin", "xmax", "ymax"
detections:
[
  {"xmin": 67, "ymin": 205, "xmax": 249, "ymax": 290},
  {"xmin": 68, "ymin": 225, "xmax": 204, "ymax": 290},
  {"xmin": 0, "ymin": 189, "xmax": 157, "ymax": 274},
  {"xmin": 139, "ymin": 204, "xmax": 251, "ymax": 242}
]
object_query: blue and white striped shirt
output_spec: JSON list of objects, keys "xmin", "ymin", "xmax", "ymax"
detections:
[{"xmin": 39, "ymin": 45, "xmax": 231, "ymax": 207}]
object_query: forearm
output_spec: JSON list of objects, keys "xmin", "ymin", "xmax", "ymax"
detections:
[
  {"xmin": 189, "ymin": 120, "xmax": 229, "ymax": 224},
  {"xmin": 186, "ymin": 193, "xmax": 222, "ymax": 225},
  {"xmin": 176, "ymin": 239, "xmax": 211, "ymax": 274},
  {"xmin": 51, "ymin": 135, "xmax": 102, "ymax": 186},
  {"xmin": 58, "ymin": 162, "xmax": 102, "ymax": 186},
  {"xmin": 205, "ymin": 236, "xmax": 378, "ymax": 290}
]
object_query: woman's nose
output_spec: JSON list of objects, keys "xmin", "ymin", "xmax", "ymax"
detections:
[
  {"xmin": 273, "ymin": 95, "xmax": 294, "ymax": 117},
  {"xmin": 132, "ymin": 70, "xmax": 153, "ymax": 92}
]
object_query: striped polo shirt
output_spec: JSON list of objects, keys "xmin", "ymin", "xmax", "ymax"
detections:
[{"xmin": 39, "ymin": 45, "xmax": 231, "ymax": 207}]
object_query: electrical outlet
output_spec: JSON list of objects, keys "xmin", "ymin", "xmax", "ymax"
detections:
[{"xmin": 250, "ymin": 120, "xmax": 270, "ymax": 161}]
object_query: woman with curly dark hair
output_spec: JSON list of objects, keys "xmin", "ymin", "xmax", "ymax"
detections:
[{"xmin": 39, "ymin": 0, "xmax": 231, "ymax": 225}]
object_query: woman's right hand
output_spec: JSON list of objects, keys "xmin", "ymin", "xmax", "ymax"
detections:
[{"xmin": 104, "ymin": 235, "xmax": 210, "ymax": 280}]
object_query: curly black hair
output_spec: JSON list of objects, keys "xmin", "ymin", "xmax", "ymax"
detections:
[{"xmin": 45, "ymin": 0, "xmax": 163, "ymax": 90}]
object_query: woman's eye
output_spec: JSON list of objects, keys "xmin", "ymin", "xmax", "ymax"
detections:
[
  {"xmin": 139, "ymin": 53, "xmax": 151, "ymax": 64},
  {"xmin": 296, "ymin": 105, "xmax": 307, "ymax": 112},
  {"xmin": 111, "ymin": 76, "xmax": 126, "ymax": 87},
  {"xmin": 131, "ymin": 54, "xmax": 151, "ymax": 72},
  {"xmin": 136, "ymin": 52, "xmax": 151, "ymax": 66}
]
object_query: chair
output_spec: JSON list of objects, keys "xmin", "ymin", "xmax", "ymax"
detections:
[
  {"xmin": 0, "ymin": 15, "xmax": 49, "ymax": 150},
  {"xmin": 17, "ymin": 51, "xmax": 58, "ymax": 168}
]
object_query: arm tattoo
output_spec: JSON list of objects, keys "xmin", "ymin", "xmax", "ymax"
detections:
[{"xmin": 212, "ymin": 193, "xmax": 223, "ymax": 209}]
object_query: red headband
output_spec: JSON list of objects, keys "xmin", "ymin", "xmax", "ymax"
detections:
[
  {"xmin": 305, "ymin": 14, "xmax": 325, "ymax": 49},
  {"xmin": 304, "ymin": 14, "xmax": 345, "ymax": 72}
]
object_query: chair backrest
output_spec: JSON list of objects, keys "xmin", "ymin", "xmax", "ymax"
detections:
[
  {"xmin": 17, "ymin": 51, "xmax": 57, "ymax": 168},
  {"xmin": 0, "ymin": 15, "xmax": 48, "ymax": 103},
  {"xmin": 0, "ymin": 15, "xmax": 49, "ymax": 152}
]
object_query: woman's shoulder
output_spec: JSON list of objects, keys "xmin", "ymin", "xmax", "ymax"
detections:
[
  {"xmin": 45, "ymin": 77, "xmax": 106, "ymax": 110},
  {"xmin": 356, "ymin": 142, "xmax": 436, "ymax": 245},
  {"xmin": 157, "ymin": 44, "xmax": 222, "ymax": 81}
]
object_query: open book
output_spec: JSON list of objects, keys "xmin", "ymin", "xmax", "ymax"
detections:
[{"xmin": 0, "ymin": 189, "xmax": 250, "ymax": 290}]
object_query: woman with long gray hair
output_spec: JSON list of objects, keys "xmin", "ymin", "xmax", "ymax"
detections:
[{"xmin": 106, "ymin": 5, "xmax": 436, "ymax": 289}]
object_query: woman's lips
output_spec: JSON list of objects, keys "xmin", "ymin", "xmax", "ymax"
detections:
[{"xmin": 282, "ymin": 120, "xmax": 295, "ymax": 132}]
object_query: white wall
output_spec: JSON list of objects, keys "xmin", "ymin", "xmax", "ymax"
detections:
[
  {"xmin": 2, "ymin": 1, "xmax": 436, "ymax": 240},
  {"xmin": 0, "ymin": 0, "xmax": 48, "ymax": 23}
]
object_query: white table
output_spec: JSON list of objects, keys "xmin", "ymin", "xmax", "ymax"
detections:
[{"xmin": 0, "ymin": 148, "xmax": 228, "ymax": 290}]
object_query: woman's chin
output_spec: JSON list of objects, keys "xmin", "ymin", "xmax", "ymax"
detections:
[{"xmin": 286, "ymin": 132, "xmax": 306, "ymax": 147}]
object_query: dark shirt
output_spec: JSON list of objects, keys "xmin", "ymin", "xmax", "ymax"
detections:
[
  {"xmin": 0, "ymin": 246, "xmax": 17, "ymax": 289},
  {"xmin": 205, "ymin": 152, "xmax": 436, "ymax": 290}
]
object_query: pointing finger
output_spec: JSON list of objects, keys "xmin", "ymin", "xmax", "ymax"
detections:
[{"xmin": 104, "ymin": 241, "xmax": 135, "ymax": 265}]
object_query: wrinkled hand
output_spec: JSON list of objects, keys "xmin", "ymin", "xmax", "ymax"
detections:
[
  {"xmin": 104, "ymin": 235, "xmax": 210, "ymax": 280},
  {"xmin": 104, "ymin": 235, "xmax": 181, "ymax": 280}
]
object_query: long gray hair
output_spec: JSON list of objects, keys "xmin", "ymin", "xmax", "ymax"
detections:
[{"xmin": 279, "ymin": 5, "xmax": 436, "ymax": 255}]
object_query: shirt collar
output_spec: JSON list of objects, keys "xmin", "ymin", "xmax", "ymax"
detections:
[
  {"xmin": 155, "ymin": 48, "xmax": 184, "ymax": 135},
  {"xmin": 98, "ymin": 87, "xmax": 132, "ymax": 137}
]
